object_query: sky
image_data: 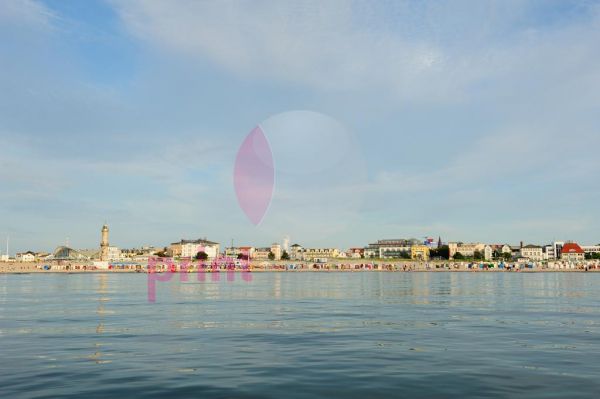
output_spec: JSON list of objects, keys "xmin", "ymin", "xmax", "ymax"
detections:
[{"xmin": 1, "ymin": 0, "xmax": 600, "ymax": 254}]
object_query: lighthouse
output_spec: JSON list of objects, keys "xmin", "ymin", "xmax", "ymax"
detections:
[{"xmin": 100, "ymin": 224, "xmax": 109, "ymax": 261}]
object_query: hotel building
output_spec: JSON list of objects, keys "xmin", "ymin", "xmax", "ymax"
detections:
[
  {"xmin": 561, "ymin": 243, "xmax": 585, "ymax": 262},
  {"xmin": 170, "ymin": 239, "xmax": 220, "ymax": 259},
  {"xmin": 289, "ymin": 244, "xmax": 340, "ymax": 261},
  {"xmin": 365, "ymin": 239, "xmax": 418, "ymax": 259}
]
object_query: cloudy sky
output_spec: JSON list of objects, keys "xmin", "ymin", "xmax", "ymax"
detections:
[{"xmin": 1, "ymin": 0, "xmax": 599, "ymax": 253}]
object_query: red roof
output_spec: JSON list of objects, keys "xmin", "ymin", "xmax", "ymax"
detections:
[{"xmin": 562, "ymin": 243, "xmax": 584, "ymax": 254}]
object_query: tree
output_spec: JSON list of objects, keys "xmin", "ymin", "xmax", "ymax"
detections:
[
  {"xmin": 474, "ymin": 251, "xmax": 484, "ymax": 260},
  {"xmin": 195, "ymin": 251, "xmax": 208, "ymax": 260},
  {"xmin": 431, "ymin": 245, "xmax": 450, "ymax": 260},
  {"xmin": 268, "ymin": 251, "xmax": 275, "ymax": 260},
  {"xmin": 502, "ymin": 252, "xmax": 512, "ymax": 261},
  {"xmin": 155, "ymin": 248, "xmax": 168, "ymax": 258},
  {"xmin": 453, "ymin": 252, "xmax": 465, "ymax": 260},
  {"xmin": 281, "ymin": 250, "xmax": 290, "ymax": 260},
  {"xmin": 237, "ymin": 253, "xmax": 249, "ymax": 261},
  {"xmin": 399, "ymin": 251, "xmax": 411, "ymax": 259}
]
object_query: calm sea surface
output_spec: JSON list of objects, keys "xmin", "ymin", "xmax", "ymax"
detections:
[{"xmin": 1, "ymin": 272, "xmax": 599, "ymax": 398}]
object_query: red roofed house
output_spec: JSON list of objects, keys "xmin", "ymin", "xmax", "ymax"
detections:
[
  {"xmin": 561, "ymin": 243, "xmax": 585, "ymax": 262},
  {"xmin": 346, "ymin": 248, "xmax": 364, "ymax": 258}
]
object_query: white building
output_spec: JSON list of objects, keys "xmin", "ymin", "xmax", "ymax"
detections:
[
  {"xmin": 520, "ymin": 245, "xmax": 544, "ymax": 261},
  {"xmin": 170, "ymin": 239, "xmax": 220, "ymax": 259},
  {"xmin": 16, "ymin": 251, "xmax": 36, "ymax": 262},
  {"xmin": 290, "ymin": 244, "xmax": 304, "ymax": 260},
  {"xmin": 288, "ymin": 244, "xmax": 341, "ymax": 261},
  {"xmin": 181, "ymin": 242, "xmax": 219, "ymax": 259},
  {"xmin": 582, "ymin": 245, "xmax": 600, "ymax": 255},
  {"xmin": 271, "ymin": 243, "xmax": 282, "ymax": 261},
  {"xmin": 364, "ymin": 239, "xmax": 418, "ymax": 259},
  {"xmin": 363, "ymin": 246, "xmax": 378, "ymax": 258},
  {"xmin": 297, "ymin": 248, "xmax": 340, "ymax": 261},
  {"xmin": 502, "ymin": 245, "xmax": 512, "ymax": 254},
  {"xmin": 546, "ymin": 241, "xmax": 565, "ymax": 260},
  {"xmin": 106, "ymin": 246, "xmax": 122, "ymax": 261},
  {"xmin": 484, "ymin": 245, "xmax": 493, "ymax": 261}
]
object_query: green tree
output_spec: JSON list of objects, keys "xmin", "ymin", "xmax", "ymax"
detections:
[
  {"xmin": 433, "ymin": 245, "xmax": 450, "ymax": 260},
  {"xmin": 474, "ymin": 251, "xmax": 484, "ymax": 260},
  {"xmin": 502, "ymin": 252, "xmax": 513, "ymax": 261},
  {"xmin": 195, "ymin": 251, "xmax": 208, "ymax": 260},
  {"xmin": 453, "ymin": 252, "xmax": 465, "ymax": 260},
  {"xmin": 268, "ymin": 251, "xmax": 275, "ymax": 260},
  {"xmin": 281, "ymin": 250, "xmax": 290, "ymax": 260}
]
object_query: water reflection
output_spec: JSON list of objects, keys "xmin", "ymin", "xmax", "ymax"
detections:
[
  {"xmin": 1, "ymin": 273, "xmax": 600, "ymax": 398},
  {"xmin": 90, "ymin": 274, "xmax": 111, "ymax": 364}
]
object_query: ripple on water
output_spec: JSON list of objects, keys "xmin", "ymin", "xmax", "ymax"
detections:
[{"xmin": 1, "ymin": 273, "xmax": 600, "ymax": 398}]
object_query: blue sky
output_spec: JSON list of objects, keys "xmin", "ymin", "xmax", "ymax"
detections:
[{"xmin": 1, "ymin": 0, "xmax": 600, "ymax": 253}]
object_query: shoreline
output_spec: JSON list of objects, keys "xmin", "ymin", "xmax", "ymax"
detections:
[
  {"xmin": 3, "ymin": 258, "xmax": 600, "ymax": 275},
  {"xmin": 2, "ymin": 263, "xmax": 599, "ymax": 274}
]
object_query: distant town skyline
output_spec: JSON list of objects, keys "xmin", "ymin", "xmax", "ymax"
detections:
[
  {"xmin": 6, "ymin": 221, "xmax": 600, "ymax": 265},
  {"xmin": 2, "ymin": 1, "xmax": 600, "ymax": 253},
  {"xmin": 2, "ymin": 221, "xmax": 599, "ymax": 256}
]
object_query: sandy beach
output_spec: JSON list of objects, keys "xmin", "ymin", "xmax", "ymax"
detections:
[{"xmin": 2, "ymin": 260, "xmax": 599, "ymax": 274}]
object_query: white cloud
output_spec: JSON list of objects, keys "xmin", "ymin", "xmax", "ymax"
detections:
[
  {"xmin": 112, "ymin": 0, "xmax": 479, "ymax": 101},
  {"xmin": 3, "ymin": 0, "xmax": 600, "ymax": 250},
  {"xmin": 0, "ymin": 0, "xmax": 54, "ymax": 30},
  {"xmin": 112, "ymin": 0, "xmax": 600, "ymax": 109}
]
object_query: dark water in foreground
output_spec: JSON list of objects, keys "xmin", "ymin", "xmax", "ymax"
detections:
[{"xmin": 1, "ymin": 272, "xmax": 599, "ymax": 398}]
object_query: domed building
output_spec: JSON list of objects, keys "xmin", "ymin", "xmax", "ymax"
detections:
[{"xmin": 48, "ymin": 246, "xmax": 90, "ymax": 261}]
